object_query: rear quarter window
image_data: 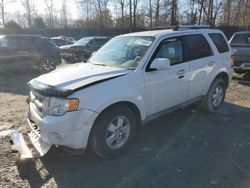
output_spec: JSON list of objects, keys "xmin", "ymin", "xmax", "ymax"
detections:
[
  {"xmin": 208, "ymin": 33, "xmax": 229, "ymax": 53},
  {"xmin": 182, "ymin": 34, "xmax": 212, "ymax": 61}
]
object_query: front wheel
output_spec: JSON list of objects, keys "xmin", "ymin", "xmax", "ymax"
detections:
[
  {"xmin": 200, "ymin": 78, "xmax": 226, "ymax": 112},
  {"xmin": 39, "ymin": 57, "xmax": 57, "ymax": 73},
  {"xmin": 89, "ymin": 105, "xmax": 137, "ymax": 158}
]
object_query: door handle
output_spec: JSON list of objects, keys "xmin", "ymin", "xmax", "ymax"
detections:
[
  {"xmin": 208, "ymin": 61, "xmax": 215, "ymax": 66},
  {"xmin": 177, "ymin": 69, "xmax": 186, "ymax": 75}
]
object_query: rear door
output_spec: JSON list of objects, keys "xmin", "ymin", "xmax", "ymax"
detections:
[{"xmin": 182, "ymin": 34, "xmax": 215, "ymax": 100}]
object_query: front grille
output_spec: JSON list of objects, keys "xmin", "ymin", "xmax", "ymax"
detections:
[{"xmin": 29, "ymin": 118, "xmax": 41, "ymax": 136}]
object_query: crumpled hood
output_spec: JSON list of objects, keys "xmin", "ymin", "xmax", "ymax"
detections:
[{"xmin": 31, "ymin": 63, "xmax": 132, "ymax": 92}]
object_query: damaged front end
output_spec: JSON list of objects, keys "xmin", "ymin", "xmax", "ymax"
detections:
[
  {"xmin": 10, "ymin": 131, "xmax": 51, "ymax": 159},
  {"xmin": 10, "ymin": 80, "xmax": 73, "ymax": 159}
]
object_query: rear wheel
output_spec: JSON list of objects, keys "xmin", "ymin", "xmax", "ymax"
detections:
[
  {"xmin": 40, "ymin": 57, "xmax": 57, "ymax": 73},
  {"xmin": 90, "ymin": 105, "xmax": 137, "ymax": 158},
  {"xmin": 201, "ymin": 78, "xmax": 226, "ymax": 112}
]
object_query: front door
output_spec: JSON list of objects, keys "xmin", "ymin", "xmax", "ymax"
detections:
[{"xmin": 144, "ymin": 37, "xmax": 189, "ymax": 116}]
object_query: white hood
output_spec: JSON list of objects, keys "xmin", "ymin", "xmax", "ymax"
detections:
[{"xmin": 34, "ymin": 63, "xmax": 132, "ymax": 90}]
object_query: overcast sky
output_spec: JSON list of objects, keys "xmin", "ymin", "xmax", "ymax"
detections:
[
  {"xmin": 4, "ymin": 0, "xmax": 187, "ymax": 22},
  {"xmin": 5, "ymin": 0, "xmax": 78, "ymax": 19}
]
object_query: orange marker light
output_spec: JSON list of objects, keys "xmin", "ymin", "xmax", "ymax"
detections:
[{"xmin": 66, "ymin": 99, "xmax": 79, "ymax": 111}]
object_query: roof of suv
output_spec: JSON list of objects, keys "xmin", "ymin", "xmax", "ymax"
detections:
[{"xmin": 123, "ymin": 29, "xmax": 220, "ymax": 37}]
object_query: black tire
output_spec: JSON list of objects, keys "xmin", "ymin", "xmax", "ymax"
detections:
[
  {"xmin": 39, "ymin": 57, "xmax": 57, "ymax": 73},
  {"xmin": 200, "ymin": 78, "xmax": 226, "ymax": 112},
  {"xmin": 89, "ymin": 105, "xmax": 137, "ymax": 159},
  {"xmin": 234, "ymin": 70, "xmax": 247, "ymax": 74}
]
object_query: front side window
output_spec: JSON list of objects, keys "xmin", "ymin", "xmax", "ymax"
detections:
[
  {"xmin": 89, "ymin": 36, "xmax": 155, "ymax": 70},
  {"xmin": 155, "ymin": 38, "xmax": 183, "ymax": 65},
  {"xmin": 183, "ymin": 34, "xmax": 212, "ymax": 61},
  {"xmin": 208, "ymin": 33, "xmax": 229, "ymax": 53}
]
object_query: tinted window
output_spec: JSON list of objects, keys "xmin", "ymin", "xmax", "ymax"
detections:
[
  {"xmin": 16, "ymin": 37, "xmax": 36, "ymax": 51},
  {"xmin": 230, "ymin": 33, "xmax": 250, "ymax": 44},
  {"xmin": 37, "ymin": 38, "xmax": 56, "ymax": 49},
  {"xmin": 183, "ymin": 34, "xmax": 212, "ymax": 61},
  {"xmin": 155, "ymin": 38, "xmax": 183, "ymax": 65},
  {"xmin": 94, "ymin": 38, "xmax": 108, "ymax": 45},
  {"xmin": 208, "ymin": 33, "xmax": 229, "ymax": 53}
]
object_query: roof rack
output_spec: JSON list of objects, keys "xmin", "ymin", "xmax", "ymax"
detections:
[{"xmin": 173, "ymin": 25, "xmax": 216, "ymax": 31}]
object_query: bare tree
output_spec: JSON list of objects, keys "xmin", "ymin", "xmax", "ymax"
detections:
[
  {"xmin": 44, "ymin": 0, "xmax": 55, "ymax": 28},
  {"xmin": 155, "ymin": 0, "xmax": 160, "ymax": 27},
  {"xmin": 91, "ymin": 0, "xmax": 110, "ymax": 27},
  {"xmin": 78, "ymin": 0, "xmax": 94, "ymax": 21},
  {"xmin": 60, "ymin": 0, "xmax": 67, "ymax": 28},
  {"xmin": 170, "ymin": 0, "xmax": 177, "ymax": 25},
  {"xmin": 129, "ymin": 0, "xmax": 132, "ymax": 30},
  {"xmin": 149, "ymin": 0, "xmax": 153, "ymax": 28},
  {"xmin": 0, "ymin": 0, "xmax": 5, "ymax": 27},
  {"xmin": 21, "ymin": 0, "xmax": 34, "ymax": 27},
  {"xmin": 133, "ymin": 0, "xmax": 138, "ymax": 28},
  {"xmin": 114, "ymin": 0, "xmax": 126, "ymax": 28}
]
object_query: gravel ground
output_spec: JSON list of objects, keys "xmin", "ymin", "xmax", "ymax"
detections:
[{"xmin": 0, "ymin": 64, "xmax": 250, "ymax": 188}]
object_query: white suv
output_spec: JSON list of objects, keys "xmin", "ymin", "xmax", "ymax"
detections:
[{"xmin": 12, "ymin": 29, "xmax": 233, "ymax": 158}]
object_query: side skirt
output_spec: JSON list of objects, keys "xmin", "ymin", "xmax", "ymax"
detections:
[{"xmin": 141, "ymin": 96, "xmax": 202, "ymax": 126}]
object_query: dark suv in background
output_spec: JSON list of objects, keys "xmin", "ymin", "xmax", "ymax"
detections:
[
  {"xmin": 230, "ymin": 31, "xmax": 250, "ymax": 74},
  {"xmin": 0, "ymin": 35, "xmax": 61, "ymax": 72},
  {"xmin": 60, "ymin": 36, "xmax": 110, "ymax": 63}
]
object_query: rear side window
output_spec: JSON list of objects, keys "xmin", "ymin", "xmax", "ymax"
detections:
[
  {"xmin": 230, "ymin": 34, "xmax": 250, "ymax": 44},
  {"xmin": 208, "ymin": 33, "xmax": 229, "ymax": 53},
  {"xmin": 182, "ymin": 34, "xmax": 212, "ymax": 61}
]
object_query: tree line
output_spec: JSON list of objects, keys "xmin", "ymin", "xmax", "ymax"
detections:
[{"xmin": 0, "ymin": 0, "xmax": 250, "ymax": 30}]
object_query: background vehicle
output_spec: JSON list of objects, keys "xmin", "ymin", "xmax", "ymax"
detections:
[
  {"xmin": 60, "ymin": 36, "xmax": 110, "ymax": 63},
  {"xmin": 0, "ymin": 35, "xmax": 61, "ymax": 72},
  {"xmin": 229, "ymin": 31, "xmax": 250, "ymax": 74},
  {"xmin": 51, "ymin": 37, "xmax": 73, "ymax": 47}
]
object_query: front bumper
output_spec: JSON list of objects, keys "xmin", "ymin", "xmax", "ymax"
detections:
[
  {"xmin": 28, "ymin": 105, "xmax": 98, "ymax": 149},
  {"xmin": 10, "ymin": 131, "xmax": 51, "ymax": 159}
]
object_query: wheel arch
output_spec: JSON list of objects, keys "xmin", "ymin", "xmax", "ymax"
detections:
[
  {"xmin": 87, "ymin": 101, "xmax": 142, "ymax": 148},
  {"xmin": 214, "ymin": 71, "xmax": 230, "ymax": 88}
]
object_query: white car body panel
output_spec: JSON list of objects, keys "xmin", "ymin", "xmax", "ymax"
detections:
[{"xmin": 26, "ymin": 29, "xmax": 233, "ymax": 150}]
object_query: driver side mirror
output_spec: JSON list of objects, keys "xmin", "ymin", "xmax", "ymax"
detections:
[{"xmin": 150, "ymin": 58, "xmax": 171, "ymax": 71}]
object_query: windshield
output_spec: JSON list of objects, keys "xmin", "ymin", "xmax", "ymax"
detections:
[
  {"xmin": 74, "ymin": 37, "xmax": 93, "ymax": 46},
  {"xmin": 89, "ymin": 36, "xmax": 154, "ymax": 70}
]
